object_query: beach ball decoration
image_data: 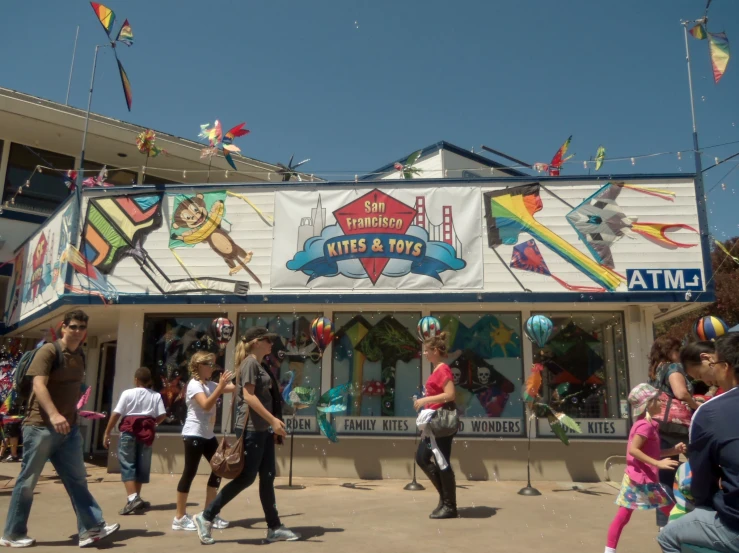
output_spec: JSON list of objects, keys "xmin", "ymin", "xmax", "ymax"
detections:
[
  {"xmin": 417, "ymin": 316, "xmax": 442, "ymax": 341},
  {"xmin": 211, "ymin": 317, "xmax": 235, "ymax": 349},
  {"xmin": 524, "ymin": 315, "xmax": 554, "ymax": 348},
  {"xmin": 310, "ymin": 317, "xmax": 334, "ymax": 352},
  {"xmin": 693, "ymin": 316, "xmax": 729, "ymax": 342}
]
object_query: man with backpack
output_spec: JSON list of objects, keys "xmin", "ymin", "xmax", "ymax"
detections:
[{"xmin": 1, "ymin": 310, "xmax": 120, "ymax": 548}]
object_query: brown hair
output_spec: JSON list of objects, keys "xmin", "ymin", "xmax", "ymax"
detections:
[
  {"xmin": 648, "ymin": 337, "xmax": 681, "ymax": 381},
  {"xmin": 680, "ymin": 341, "xmax": 715, "ymax": 371},
  {"xmin": 134, "ymin": 367, "xmax": 153, "ymax": 388},
  {"xmin": 63, "ymin": 309, "xmax": 89, "ymax": 325},
  {"xmin": 423, "ymin": 331, "xmax": 449, "ymax": 357},
  {"xmin": 234, "ymin": 335, "xmax": 262, "ymax": 368},
  {"xmin": 189, "ymin": 351, "xmax": 216, "ymax": 383}
]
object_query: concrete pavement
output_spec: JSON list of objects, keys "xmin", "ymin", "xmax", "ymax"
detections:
[{"xmin": 0, "ymin": 460, "xmax": 665, "ymax": 552}]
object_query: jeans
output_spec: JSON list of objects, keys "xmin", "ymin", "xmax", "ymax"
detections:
[
  {"xmin": 118, "ymin": 432, "xmax": 153, "ymax": 483},
  {"xmin": 203, "ymin": 431, "xmax": 280, "ymax": 529},
  {"xmin": 3, "ymin": 425, "xmax": 105, "ymax": 540},
  {"xmin": 657, "ymin": 507, "xmax": 739, "ymax": 553}
]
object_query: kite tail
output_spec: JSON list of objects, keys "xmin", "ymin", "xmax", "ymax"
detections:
[
  {"xmin": 226, "ymin": 190, "xmax": 274, "ymax": 226},
  {"xmin": 170, "ymin": 250, "xmax": 209, "ymax": 291},
  {"xmin": 622, "ymin": 185, "xmax": 676, "ymax": 202},
  {"xmin": 631, "ymin": 223, "xmax": 698, "ymax": 248},
  {"xmin": 550, "ymin": 275, "xmax": 606, "ymax": 293},
  {"xmin": 64, "ymin": 284, "xmax": 112, "ymax": 305}
]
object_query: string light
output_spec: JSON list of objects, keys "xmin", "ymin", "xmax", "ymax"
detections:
[
  {"xmin": 225, "ymin": 170, "xmax": 229, "ymax": 178},
  {"xmin": 182, "ymin": 170, "xmax": 187, "ymax": 179},
  {"xmin": 630, "ymin": 157, "xmax": 635, "ymax": 165}
]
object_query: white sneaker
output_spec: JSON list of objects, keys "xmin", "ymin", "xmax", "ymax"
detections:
[
  {"xmin": 213, "ymin": 516, "xmax": 229, "ymax": 530},
  {"xmin": 172, "ymin": 515, "xmax": 197, "ymax": 531},
  {"xmin": 0, "ymin": 536, "xmax": 36, "ymax": 548},
  {"xmin": 79, "ymin": 523, "xmax": 120, "ymax": 548},
  {"xmin": 266, "ymin": 525, "xmax": 301, "ymax": 542}
]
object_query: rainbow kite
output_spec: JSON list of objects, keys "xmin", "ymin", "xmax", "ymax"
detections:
[
  {"xmin": 116, "ymin": 18, "xmax": 133, "ymax": 46},
  {"xmin": 690, "ymin": 23, "xmax": 707, "ymax": 40},
  {"xmin": 708, "ymin": 32, "xmax": 730, "ymax": 84},
  {"xmin": 89, "ymin": 2, "xmax": 134, "ymax": 110},
  {"xmin": 90, "ymin": 2, "xmax": 115, "ymax": 36}
]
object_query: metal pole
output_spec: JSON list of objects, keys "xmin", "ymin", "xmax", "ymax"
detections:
[
  {"xmin": 65, "ymin": 26, "xmax": 79, "ymax": 105},
  {"xmin": 288, "ymin": 415, "xmax": 295, "ymax": 486}
]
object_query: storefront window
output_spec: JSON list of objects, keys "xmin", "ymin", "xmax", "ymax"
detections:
[
  {"xmin": 237, "ymin": 313, "xmax": 321, "ymax": 434},
  {"xmin": 3, "ymin": 143, "xmax": 75, "ymax": 214},
  {"xmin": 533, "ymin": 312, "xmax": 630, "ymax": 438},
  {"xmin": 141, "ymin": 315, "xmax": 225, "ymax": 431},
  {"xmin": 332, "ymin": 312, "xmax": 421, "ymax": 435},
  {"xmin": 433, "ymin": 313, "xmax": 525, "ymax": 437}
]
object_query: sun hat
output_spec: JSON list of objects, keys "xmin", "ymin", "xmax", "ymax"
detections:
[{"xmin": 628, "ymin": 383, "xmax": 660, "ymax": 418}]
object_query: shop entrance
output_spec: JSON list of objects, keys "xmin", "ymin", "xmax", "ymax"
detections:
[{"xmin": 91, "ymin": 341, "xmax": 117, "ymax": 455}]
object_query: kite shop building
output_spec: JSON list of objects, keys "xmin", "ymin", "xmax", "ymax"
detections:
[{"xmin": 3, "ymin": 127, "xmax": 712, "ymax": 481}]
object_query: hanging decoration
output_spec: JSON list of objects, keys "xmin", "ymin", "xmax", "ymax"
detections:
[
  {"xmin": 714, "ymin": 239, "xmax": 739, "ymax": 266},
  {"xmin": 417, "ymin": 316, "xmax": 442, "ymax": 341},
  {"xmin": 693, "ymin": 315, "xmax": 729, "ymax": 341},
  {"xmin": 524, "ymin": 315, "xmax": 554, "ymax": 348},
  {"xmin": 393, "ymin": 150, "xmax": 423, "ymax": 179},
  {"xmin": 276, "ymin": 154, "xmax": 311, "ymax": 182},
  {"xmin": 708, "ymin": 31, "xmax": 731, "ymax": 84},
  {"xmin": 690, "ymin": 23, "xmax": 707, "ymax": 40},
  {"xmin": 198, "ymin": 120, "xmax": 250, "ymax": 180},
  {"xmin": 309, "ymin": 316, "xmax": 334, "ymax": 357},
  {"xmin": 77, "ymin": 386, "xmax": 107, "ymax": 420},
  {"xmin": 510, "ymin": 240, "xmax": 605, "ymax": 292},
  {"xmin": 211, "ymin": 317, "xmax": 235, "ymax": 350},
  {"xmin": 547, "ymin": 136, "xmax": 574, "ymax": 177},
  {"xmin": 594, "ymin": 146, "xmax": 606, "ymax": 171},
  {"xmin": 316, "ymin": 383, "xmax": 354, "ymax": 442},
  {"xmin": 136, "ymin": 130, "xmax": 165, "ymax": 158},
  {"xmin": 89, "ymin": 2, "xmax": 134, "ymax": 111}
]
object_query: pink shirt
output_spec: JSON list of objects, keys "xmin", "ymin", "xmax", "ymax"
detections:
[
  {"xmin": 626, "ymin": 418, "xmax": 661, "ymax": 484},
  {"xmin": 425, "ymin": 364, "xmax": 453, "ymax": 410}
]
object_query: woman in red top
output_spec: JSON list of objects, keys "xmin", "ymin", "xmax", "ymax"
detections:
[{"xmin": 413, "ymin": 332, "xmax": 458, "ymax": 519}]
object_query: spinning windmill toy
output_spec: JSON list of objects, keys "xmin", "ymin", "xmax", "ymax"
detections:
[
  {"xmin": 276, "ymin": 154, "xmax": 311, "ymax": 182},
  {"xmin": 89, "ymin": 2, "xmax": 134, "ymax": 111}
]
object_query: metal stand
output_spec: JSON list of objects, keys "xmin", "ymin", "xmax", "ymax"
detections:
[
  {"xmin": 276, "ymin": 413, "xmax": 305, "ymax": 490},
  {"xmin": 404, "ymin": 427, "xmax": 425, "ymax": 491},
  {"xmin": 518, "ymin": 415, "xmax": 541, "ymax": 496}
]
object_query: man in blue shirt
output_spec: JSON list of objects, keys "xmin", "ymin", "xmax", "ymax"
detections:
[{"xmin": 658, "ymin": 332, "xmax": 739, "ymax": 553}]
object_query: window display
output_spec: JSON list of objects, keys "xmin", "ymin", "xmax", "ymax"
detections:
[
  {"xmin": 141, "ymin": 315, "xmax": 225, "ymax": 430},
  {"xmin": 332, "ymin": 312, "xmax": 421, "ymax": 434},
  {"xmin": 434, "ymin": 313, "xmax": 525, "ymax": 436},
  {"xmin": 237, "ymin": 313, "xmax": 322, "ymax": 433}
]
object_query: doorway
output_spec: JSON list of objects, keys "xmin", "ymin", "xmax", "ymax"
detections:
[{"xmin": 91, "ymin": 342, "xmax": 117, "ymax": 455}]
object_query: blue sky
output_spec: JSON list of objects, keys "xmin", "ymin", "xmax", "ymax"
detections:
[{"xmin": 1, "ymin": 1, "xmax": 737, "ymax": 239}]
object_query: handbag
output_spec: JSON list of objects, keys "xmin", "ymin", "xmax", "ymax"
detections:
[
  {"xmin": 210, "ymin": 402, "xmax": 247, "ymax": 480},
  {"xmin": 652, "ymin": 365, "xmax": 693, "ymax": 438},
  {"xmin": 428, "ymin": 404, "xmax": 459, "ymax": 438}
]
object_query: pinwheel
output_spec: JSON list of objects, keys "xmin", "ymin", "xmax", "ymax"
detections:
[
  {"xmin": 393, "ymin": 150, "xmax": 423, "ymax": 179},
  {"xmin": 199, "ymin": 120, "xmax": 250, "ymax": 171},
  {"xmin": 89, "ymin": 2, "xmax": 134, "ymax": 110},
  {"xmin": 136, "ymin": 129, "xmax": 165, "ymax": 158},
  {"xmin": 77, "ymin": 386, "xmax": 107, "ymax": 420},
  {"xmin": 276, "ymin": 154, "xmax": 311, "ymax": 182},
  {"xmin": 316, "ymin": 383, "xmax": 354, "ymax": 442},
  {"xmin": 547, "ymin": 136, "xmax": 574, "ymax": 177}
]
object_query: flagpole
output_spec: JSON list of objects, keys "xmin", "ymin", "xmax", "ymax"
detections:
[{"xmin": 65, "ymin": 26, "xmax": 79, "ymax": 106}]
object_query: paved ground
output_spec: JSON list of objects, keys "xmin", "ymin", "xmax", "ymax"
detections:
[{"xmin": 0, "ymin": 461, "xmax": 665, "ymax": 552}]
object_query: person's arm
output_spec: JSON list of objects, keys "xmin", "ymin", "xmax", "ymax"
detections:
[
  {"xmin": 689, "ymin": 408, "xmax": 716, "ymax": 506},
  {"xmin": 32, "ymin": 375, "xmax": 69, "ymax": 435},
  {"xmin": 415, "ymin": 380, "xmax": 456, "ymax": 410},
  {"xmin": 103, "ymin": 413, "xmax": 122, "ymax": 449},
  {"xmin": 243, "ymin": 383, "xmax": 286, "ymax": 436},
  {"xmin": 629, "ymin": 434, "xmax": 679, "ymax": 470},
  {"xmin": 662, "ymin": 442, "xmax": 687, "ymax": 457},
  {"xmin": 155, "ymin": 414, "xmax": 167, "ymax": 425},
  {"xmin": 668, "ymin": 372, "xmax": 699, "ymax": 410},
  {"xmin": 191, "ymin": 371, "xmax": 234, "ymax": 411}
]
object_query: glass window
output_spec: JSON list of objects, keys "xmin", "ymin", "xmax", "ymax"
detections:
[
  {"xmin": 433, "ymin": 313, "xmax": 525, "ymax": 436},
  {"xmin": 3, "ymin": 143, "xmax": 75, "ymax": 214},
  {"xmin": 141, "ymin": 314, "xmax": 226, "ymax": 431},
  {"xmin": 332, "ymin": 312, "xmax": 421, "ymax": 434},
  {"xmin": 237, "ymin": 313, "xmax": 322, "ymax": 434},
  {"xmin": 534, "ymin": 312, "xmax": 629, "ymax": 420},
  {"xmin": 84, "ymin": 161, "xmax": 138, "ymax": 187}
]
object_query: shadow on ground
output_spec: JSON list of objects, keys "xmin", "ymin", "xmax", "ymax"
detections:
[
  {"xmin": 220, "ymin": 525, "xmax": 345, "ymax": 545},
  {"xmin": 229, "ymin": 512, "xmax": 303, "ymax": 529},
  {"xmin": 457, "ymin": 506, "xmax": 499, "ymax": 518},
  {"xmin": 38, "ymin": 529, "xmax": 165, "ymax": 548}
]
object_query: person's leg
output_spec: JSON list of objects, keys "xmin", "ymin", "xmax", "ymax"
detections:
[
  {"xmin": 135, "ymin": 442, "xmax": 151, "ymax": 501},
  {"xmin": 657, "ymin": 434, "xmax": 681, "ymax": 528},
  {"xmin": 201, "ymin": 437, "xmax": 222, "ymax": 509},
  {"xmin": 117, "ymin": 433, "xmax": 139, "ymax": 498},
  {"xmin": 176, "ymin": 437, "xmax": 205, "ymax": 519},
  {"xmin": 258, "ymin": 435, "xmax": 281, "ymax": 529},
  {"xmin": 2, "ymin": 426, "xmax": 53, "ymax": 541},
  {"xmin": 50, "ymin": 426, "xmax": 107, "ymax": 539},
  {"xmin": 606, "ymin": 507, "xmax": 633, "ymax": 551},
  {"xmin": 9, "ymin": 433, "xmax": 20, "ymax": 458},
  {"xmin": 415, "ymin": 437, "xmax": 443, "ymax": 512},
  {"xmin": 657, "ymin": 507, "xmax": 739, "ymax": 553},
  {"xmin": 430, "ymin": 435, "xmax": 457, "ymax": 519}
]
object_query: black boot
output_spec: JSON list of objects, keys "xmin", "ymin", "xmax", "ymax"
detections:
[
  {"xmin": 426, "ymin": 466, "xmax": 443, "ymax": 517},
  {"xmin": 429, "ymin": 469, "xmax": 458, "ymax": 519}
]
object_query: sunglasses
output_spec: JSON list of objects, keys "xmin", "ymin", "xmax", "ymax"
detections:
[
  {"xmin": 709, "ymin": 361, "xmax": 728, "ymax": 369},
  {"xmin": 199, "ymin": 362, "xmax": 215, "ymax": 368},
  {"xmin": 65, "ymin": 324, "xmax": 87, "ymax": 331}
]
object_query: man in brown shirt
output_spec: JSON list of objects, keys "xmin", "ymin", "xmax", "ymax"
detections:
[{"xmin": 1, "ymin": 310, "xmax": 120, "ymax": 548}]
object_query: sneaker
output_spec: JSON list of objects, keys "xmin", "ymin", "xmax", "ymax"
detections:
[
  {"xmin": 172, "ymin": 515, "xmax": 196, "ymax": 531},
  {"xmin": 1, "ymin": 456, "xmax": 20, "ymax": 463},
  {"xmin": 266, "ymin": 525, "xmax": 301, "ymax": 542},
  {"xmin": 79, "ymin": 523, "xmax": 120, "ymax": 548},
  {"xmin": 213, "ymin": 515, "xmax": 229, "ymax": 530},
  {"xmin": 193, "ymin": 513, "xmax": 214, "ymax": 545},
  {"xmin": 0, "ymin": 536, "xmax": 36, "ymax": 547},
  {"xmin": 118, "ymin": 496, "xmax": 145, "ymax": 515}
]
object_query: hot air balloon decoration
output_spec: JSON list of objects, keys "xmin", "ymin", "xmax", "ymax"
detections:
[
  {"xmin": 524, "ymin": 315, "xmax": 554, "ymax": 349},
  {"xmin": 211, "ymin": 317, "xmax": 235, "ymax": 350},
  {"xmin": 417, "ymin": 316, "xmax": 442, "ymax": 341},
  {"xmin": 310, "ymin": 316, "xmax": 334, "ymax": 357}
]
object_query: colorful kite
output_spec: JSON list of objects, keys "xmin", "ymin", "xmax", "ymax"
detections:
[
  {"xmin": 333, "ymin": 315, "xmax": 370, "ymax": 416},
  {"xmin": 316, "ymin": 383, "xmax": 354, "ymax": 442},
  {"xmin": 393, "ymin": 150, "xmax": 423, "ymax": 179},
  {"xmin": 708, "ymin": 31, "xmax": 730, "ymax": 84},
  {"xmin": 199, "ymin": 121, "xmax": 250, "ymax": 171},
  {"xmin": 77, "ymin": 386, "xmax": 107, "ymax": 420},
  {"xmin": 594, "ymin": 146, "xmax": 606, "ymax": 171},
  {"xmin": 61, "ymin": 245, "xmax": 118, "ymax": 304},
  {"xmin": 510, "ymin": 240, "xmax": 606, "ymax": 292},
  {"xmin": 89, "ymin": 2, "xmax": 134, "ymax": 111},
  {"xmin": 690, "ymin": 23, "xmax": 707, "ymax": 40},
  {"xmin": 548, "ymin": 136, "xmax": 574, "ymax": 177},
  {"xmin": 484, "ymin": 184, "xmax": 623, "ymax": 291}
]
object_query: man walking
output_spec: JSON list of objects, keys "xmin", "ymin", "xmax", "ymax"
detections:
[
  {"xmin": 1, "ymin": 310, "xmax": 119, "ymax": 548},
  {"xmin": 658, "ymin": 332, "xmax": 739, "ymax": 553}
]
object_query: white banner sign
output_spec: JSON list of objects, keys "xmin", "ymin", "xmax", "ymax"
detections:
[
  {"xmin": 335, "ymin": 416, "xmax": 416, "ymax": 435},
  {"xmin": 457, "ymin": 417, "xmax": 524, "ymax": 436},
  {"xmin": 271, "ymin": 187, "xmax": 483, "ymax": 290},
  {"xmin": 537, "ymin": 418, "xmax": 628, "ymax": 438},
  {"xmin": 284, "ymin": 416, "xmax": 317, "ymax": 434}
]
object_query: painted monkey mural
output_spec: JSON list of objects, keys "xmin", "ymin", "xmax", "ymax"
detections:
[{"xmin": 170, "ymin": 193, "xmax": 262, "ymax": 286}]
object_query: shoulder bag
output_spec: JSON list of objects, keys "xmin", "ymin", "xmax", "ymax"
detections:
[
  {"xmin": 652, "ymin": 364, "xmax": 693, "ymax": 438},
  {"xmin": 428, "ymin": 403, "xmax": 459, "ymax": 438},
  {"xmin": 210, "ymin": 386, "xmax": 246, "ymax": 480}
]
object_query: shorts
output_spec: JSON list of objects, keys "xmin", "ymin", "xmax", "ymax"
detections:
[
  {"xmin": 4, "ymin": 422, "xmax": 21, "ymax": 439},
  {"xmin": 118, "ymin": 432, "xmax": 153, "ymax": 483}
]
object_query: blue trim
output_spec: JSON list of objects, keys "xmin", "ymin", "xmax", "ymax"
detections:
[
  {"xmin": 11, "ymin": 195, "xmax": 76, "ymax": 255},
  {"xmin": 0, "ymin": 208, "xmax": 47, "ymax": 225}
]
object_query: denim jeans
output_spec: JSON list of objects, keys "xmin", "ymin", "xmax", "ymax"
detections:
[
  {"xmin": 3, "ymin": 425, "xmax": 105, "ymax": 540},
  {"xmin": 203, "ymin": 430, "xmax": 280, "ymax": 529},
  {"xmin": 657, "ymin": 507, "xmax": 739, "ymax": 553},
  {"xmin": 118, "ymin": 432, "xmax": 153, "ymax": 484}
]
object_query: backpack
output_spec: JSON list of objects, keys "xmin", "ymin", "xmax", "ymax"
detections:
[{"xmin": 12, "ymin": 342, "xmax": 65, "ymax": 409}]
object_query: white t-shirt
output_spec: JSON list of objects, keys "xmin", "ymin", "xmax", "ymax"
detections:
[
  {"xmin": 181, "ymin": 379, "xmax": 218, "ymax": 439},
  {"xmin": 113, "ymin": 387, "xmax": 166, "ymax": 418}
]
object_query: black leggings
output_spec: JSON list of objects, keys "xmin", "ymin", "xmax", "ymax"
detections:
[
  {"xmin": 416, "ymin": 435, "xmax": 454, "ymax": 474},
  {"xmin": 176, "ymin": 436, "xmax": 221, "ymax": 493},
  {"xmin": 657, "ymin": 433, "xmax": 685, "ymax": 527}
]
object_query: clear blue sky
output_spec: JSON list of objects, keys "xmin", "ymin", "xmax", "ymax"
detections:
[{"xmin": 1, "ymin": 1, "xmax": 737, "ymax": 239}]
